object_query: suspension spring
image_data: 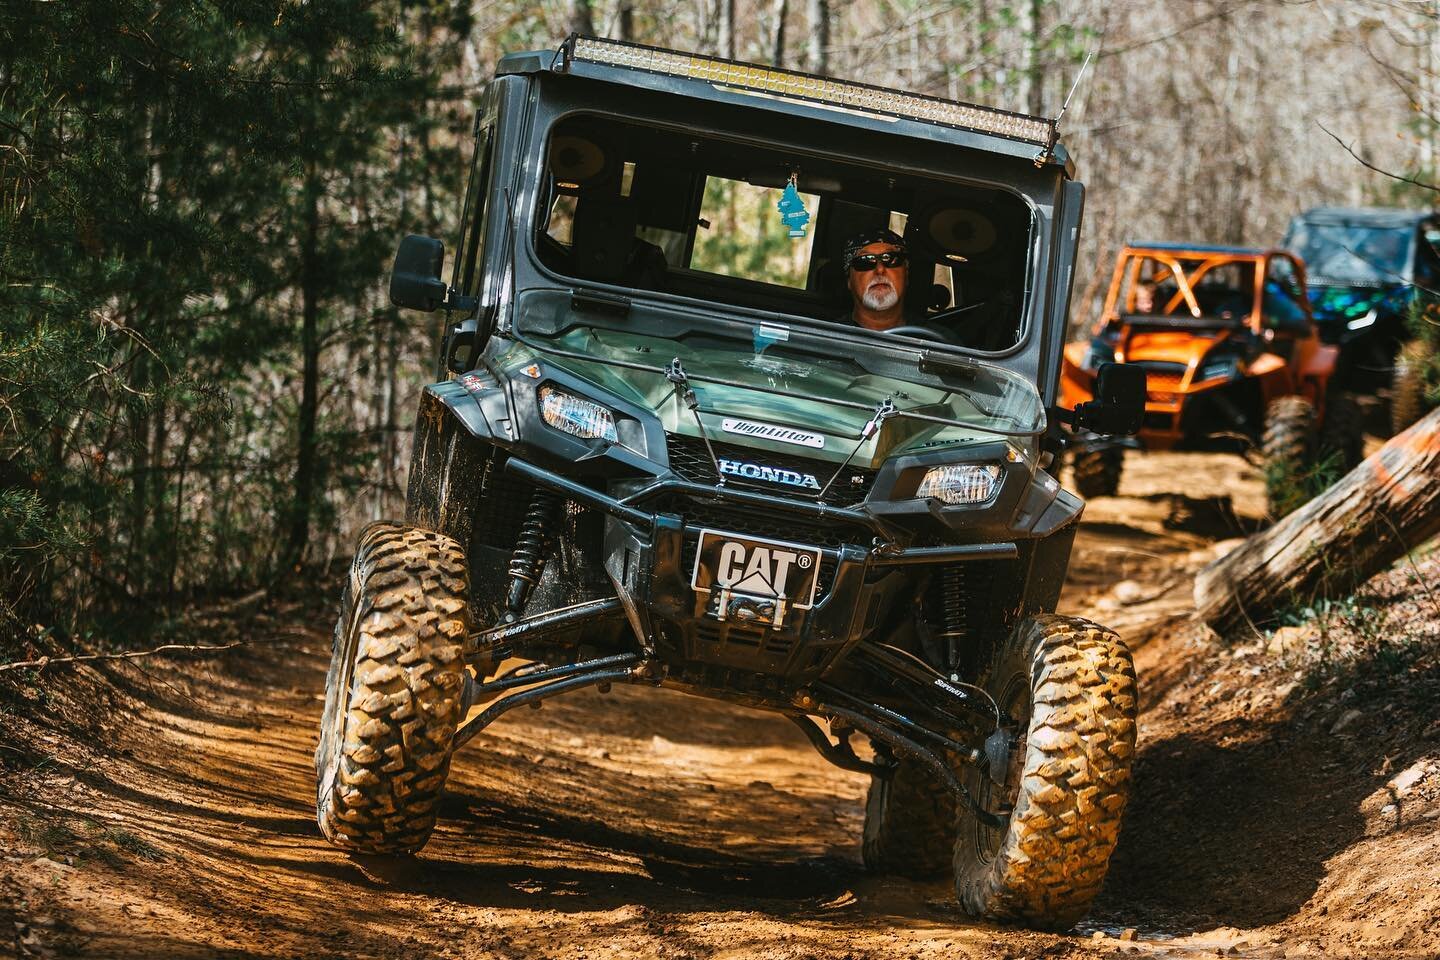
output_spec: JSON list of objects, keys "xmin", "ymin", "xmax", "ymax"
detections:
[
  {"xmin": 505, "ymin": 487, "xmax": 561, "ymax": 619},
  {"xmin": 935, "ymin": 565, "xmax": 968, "ymax": 674}
]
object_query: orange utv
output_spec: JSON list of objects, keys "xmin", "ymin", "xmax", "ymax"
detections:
[{"xmin": 1059, "ymin": 243, "xmax": 1362, "ymax": 516}]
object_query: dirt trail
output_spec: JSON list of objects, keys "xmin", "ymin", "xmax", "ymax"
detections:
[{"xmin": 4, "ymin": 452, "xmax": 1438, "ymax": 960}]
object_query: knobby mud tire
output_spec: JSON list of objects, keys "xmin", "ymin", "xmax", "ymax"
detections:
[
  {"xmin": 862, "ymin": 759, "xmax": 956, "ymax": 878},
  {"xmin": 1262, "ymin": 395, "xmax": 1316, "ymax": 519},
  {"xmin": 1391, "ymin": 340, "xmax": 1432, "ymax": 436},
  {"xmin": 954, "ymin": 614, "xmax": 1137, "ymax": 931},
  {"xmin": 1318, "ymin": 389, "xmax": 1364, "ymax": 474},
  {"xmin": 315, "ymin": 521, "xmax": 472, "ymax": 855},
  {"xmin": 1071, "ymin": 447, "xmax": 1123, "ymax": 499}
]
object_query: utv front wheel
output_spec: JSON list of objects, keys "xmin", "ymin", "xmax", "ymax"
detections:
[
  {"xmin": 1391, "ymin": 340, "xmax": 1432, "ymax": 435},
  {"xmin": 1318, "ymin": 388, "xmax": 1363, "ymax": 474},
  {"xmin": 1071, "ymin": 447, "xmax": 1123, "ymax": 498},
  {"xmin": 1262, "ymin": 394, "xmax": 1317, "ymax": 519},
  {"xmin": 315, "ymin": 521, "xmax": 472, "ymax": 854},
  {"xmin": 955, "ymin": 614, "xmax": 1137, "ymax": 930}
]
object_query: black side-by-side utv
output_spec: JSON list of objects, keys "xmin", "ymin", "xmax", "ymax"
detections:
[{"xmin": 315, "ymin": 36, "xmax": 1146, "ymax": 931}]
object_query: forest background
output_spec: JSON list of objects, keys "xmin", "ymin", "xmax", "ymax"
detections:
[{"xmin": 2, "ymin": 0, "xmax": 1437, "ymax": 656}]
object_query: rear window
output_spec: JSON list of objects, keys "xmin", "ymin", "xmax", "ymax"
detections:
[
  {"xmin": 532, "ymin": 113, "xmax": 1034, "ymax": 352},
  {"xmin": 691, "ymin": 177, "xmax": 818, "ymax": 289}
]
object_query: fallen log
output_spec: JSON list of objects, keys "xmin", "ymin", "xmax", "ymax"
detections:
[{"xmin": 1195, "ymin": 406, "xmax": 1440, "ymax": 637}]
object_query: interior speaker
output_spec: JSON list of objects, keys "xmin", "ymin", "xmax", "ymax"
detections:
[
  {"xmin": 548, "ymin": 135, "xmax": 611, "ymax": 185},
  {"xmin": 920, "ymin": 205, "xmax": 1002, "ymax": 261}
]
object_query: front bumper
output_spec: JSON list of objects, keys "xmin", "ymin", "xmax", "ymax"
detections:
[{"xmin": 503, "ymin": 457, "xmax": 1018, "ymax": 682}]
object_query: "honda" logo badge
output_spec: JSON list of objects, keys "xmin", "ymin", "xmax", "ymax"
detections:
[{"xmin": 717, "ymin": 458, "xmax": 822, "ymax": 490}]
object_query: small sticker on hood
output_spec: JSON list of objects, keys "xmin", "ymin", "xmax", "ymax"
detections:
[{"xmin": 721, "ymin": 417, "xmax": 824, "ymax": 449}]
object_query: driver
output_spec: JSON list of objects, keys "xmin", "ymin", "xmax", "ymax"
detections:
[{"xmin": 841, "ymin": 228, "xmax": 909, "ymax": 331}]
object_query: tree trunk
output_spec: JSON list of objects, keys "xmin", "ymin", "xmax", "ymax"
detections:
[
  {"xmin": 1194, "ymin": 408, "xmax": 1440, "ymax": 637},
  {"xmin": 1020, "ymin": 0, "xmax": 1045, "ymax": 115},
  {"xmin": 569, "ymin": 0, "xmax": 595, "ymax": 38},
  {"xmin": 284, "ymin": 162, "xmax": 322, "ymax": 573},
  {"xmin": 805, "ymin": 0, "xmax": 828, "ymax": 74},
  {"xmin": 720, "ymin": 0, "xmax": 736, "ymax": 59},
  {"xmin": 772, "ymin": 0, "xmax": 789, "ymax": 68},
  {"xmin": 619, "ymin": 2, "xmax": 634, "ymax": 41}
]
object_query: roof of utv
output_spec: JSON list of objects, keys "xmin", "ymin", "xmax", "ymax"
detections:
[
  {"xmin": 497, "ymin": 36, "xmax": 1074, "ymax": 176},
  {"xmin": 1126, "ymin": 241, "xmax": 1273, "ymax": 258},
  {"xmin": 1292, "ymin": 207, "xmax": 1430, "ymax": 230}
]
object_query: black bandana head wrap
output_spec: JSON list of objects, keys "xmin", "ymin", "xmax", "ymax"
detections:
[{"xmin": 842, "ymin": 227, "xmax": 906, "ymax": 270}]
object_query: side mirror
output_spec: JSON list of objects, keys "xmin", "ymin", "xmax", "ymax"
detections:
[
  {"xmin": 1073, "ymin": 362, "xmax": 1146, "ymax": 436},
  {"xmin": 389, "ymin": 235, "xmax": 447, "ymax": 312}
]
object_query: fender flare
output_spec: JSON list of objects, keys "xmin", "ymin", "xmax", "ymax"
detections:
[{"xmin": 405, "ymin": 378, "xmax": 515, "ymax": 543}]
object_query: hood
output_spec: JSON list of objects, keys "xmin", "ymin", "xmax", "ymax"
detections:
[
  {"xmin": 501, "ymin": 324, "xmax": 1042, "ymax": 469},
  {"xmin": 1118, "ymin": 328, "xmax": 1220, "ymax": 372}
]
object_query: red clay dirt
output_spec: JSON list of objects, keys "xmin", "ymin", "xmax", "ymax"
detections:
[{"xmin": 3, "ymin": 451, "xmax": 1437, "ymax": 960}]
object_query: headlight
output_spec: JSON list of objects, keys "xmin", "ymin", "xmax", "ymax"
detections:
[
  {"xmin": 1198, "ymin": 355, "xmax": 1242, "ymax": 382},
  {"xmin": 539, "ymin": 386, "xmax": 617, "ymax": 442},
  {"xmin": 1347, "ymin": 308, "xmax": 1377, "ymax": 331},
  {"xmin": 916, "ymin": 464, "xmax": 1002, "ymax": 505}
]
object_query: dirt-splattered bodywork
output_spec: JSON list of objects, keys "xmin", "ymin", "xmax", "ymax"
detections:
[{"xmin": 318, "ymin": 36, "xmax": 1145, "ymax": 931}]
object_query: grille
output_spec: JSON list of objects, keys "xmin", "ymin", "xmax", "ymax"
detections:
[
  {"xmin": 1134, "ymin": 360, "xmax": 1187, "ymax": 376},
  {"xmin": 665, "ymin": 433, "xmax": 875, "ymax": 508},
  {"xmin": 1135, "ymin": 361, "xmax": 1186, "ymax": 387},
  {"xmin": 682, "ymin": 618, "xmax": 831, "ymax": 675},
  {"xmin": 1134, "ymin": 361, "xmax": 1188, "ymax": 403}
]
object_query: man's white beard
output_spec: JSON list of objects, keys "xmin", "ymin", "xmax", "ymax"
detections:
[{"xmin": 862, "ymin": 282, "xmax": 898, "ymax": 311}]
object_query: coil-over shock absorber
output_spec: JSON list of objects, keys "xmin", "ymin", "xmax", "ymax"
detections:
[
  {"xmin": 934, "ymin": 565, "xmax": 969, "ymax": 676},
  {"xmin": 504, "ymin": 487, "xmax": 561, "ymax": 621}
]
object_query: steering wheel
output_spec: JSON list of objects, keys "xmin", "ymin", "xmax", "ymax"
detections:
[{"xmin": 885, "ymin": 324, "xmax": 956, "ymax": 344}]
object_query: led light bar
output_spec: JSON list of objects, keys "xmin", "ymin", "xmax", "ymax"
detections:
[{"xmin": 568, "ymin": 37, "xmax": 1056, "ymax": 147}]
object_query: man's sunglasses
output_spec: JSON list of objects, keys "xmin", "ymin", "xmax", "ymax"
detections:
[{"xmin": 848, "ymin": 251, "xmax": 908, "ymax": 272}]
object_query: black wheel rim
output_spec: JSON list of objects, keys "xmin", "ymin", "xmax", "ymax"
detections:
[{"xmin": 973, "ymin": 671, "xmax": 1031, "ymax": 863}]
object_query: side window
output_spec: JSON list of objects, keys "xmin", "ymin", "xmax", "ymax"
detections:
[
  {"xmin": 456, "ymin": 123, "xmax": 496, "ymax": 296},
  {"xmin": 1263, "ymin": 257, "xmax": 1309, "ymax": 333}
]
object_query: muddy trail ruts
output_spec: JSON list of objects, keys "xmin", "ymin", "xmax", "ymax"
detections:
[{"xmin": 3, "ymin": 451, "xmax": 1438, "ymax": 960}]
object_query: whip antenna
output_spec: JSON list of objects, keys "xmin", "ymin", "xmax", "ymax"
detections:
[{"xmin": 1054, "ymin": 49, "xmax": 1094, "ymax": 129}]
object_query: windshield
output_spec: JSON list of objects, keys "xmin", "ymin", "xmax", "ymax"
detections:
[
  {"xmin": 533, "ymin": 113, "xmax": 1035, "ymax": 353},
  {"xmin": 1110, "ymin": 252, "xmax": 1257, "ymax": 321},
  {"xmin": 1285, "ymin": 222, "xmax": 1411, "ymax": 285}
]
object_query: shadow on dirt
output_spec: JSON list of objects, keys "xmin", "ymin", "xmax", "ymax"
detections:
[
  {"xmin": 1092, "ymin": 726, "xmax": 1366, "ymax": 931},
  {"xmin": 1094, "ymin": 625, "xmax": 1438, "ymax": 934},
  {"xmin": 1152, "ymin": 493, "xmax": 1265, "ymax": 538},
  {"xmin": 420, "ymin": 788, "xmax": 860, "ymax": 909}
]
